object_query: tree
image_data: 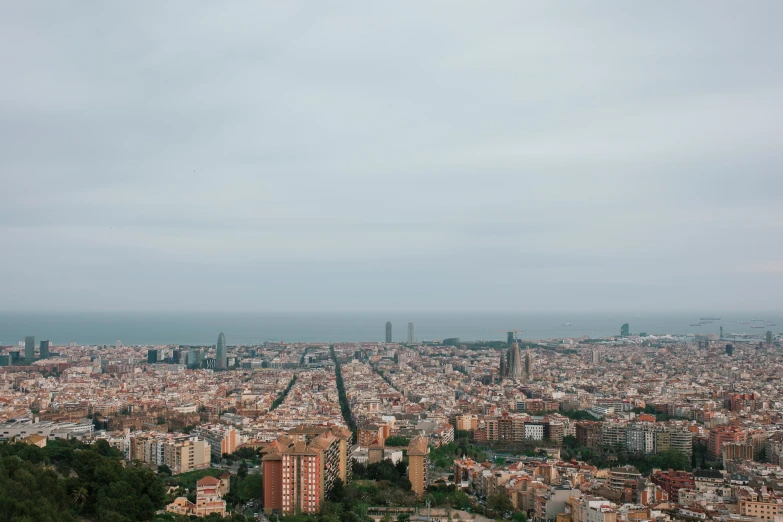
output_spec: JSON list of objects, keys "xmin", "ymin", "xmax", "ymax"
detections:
[
  {"xmin": 562, "ymin": 435, "xmax": 578, "ymax": 449},
  {"xmin": 651, "ymin": 449, "xmax": 689, "ymax": 472},
  {"xmin": 238, "ymin": 461, "xmax": 248, "ymax": 479},
  {"xmin": 158, "ymin": 464, "xmax": 172, "ymax": 477},
  {"xmin": 237, "ymin": 473, "xmax": 262, "ymax": 503},
  {"xmin": 328, "ymin": 478, "xmax": 345, "ymax": 502},
  {"xmin": 71, "ymin": 487, "xmax": 88, "ymax": 506},
  {"xmin": 486, "ymin": 492, "xmax": 513, "ymax": 517},
  {"xmin": 385, "ymin": 436, "xmax": 410, "ymax": 447}
]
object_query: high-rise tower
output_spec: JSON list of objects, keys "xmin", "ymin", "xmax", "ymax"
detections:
[
  {"xmin": 24, "ymin": 336, "xmax": 34, "ymax": 364},
  {"xmin": 385, "ymin": 322, "xmax": 392, "ymax": 343},
  {"xmin": 407, "ymin": 435, "xmax": 430, "ymax": 498},
  {"xmin": 216, "ymin": 332, "xmax": 227, "ymax": 370},
  {"xmin": 407, "ymin": 322, "xmax": 414, "ymax": 344},
  {"xmin": 39, "ymin": 340, "xmax": 50, "ymax": 360}
]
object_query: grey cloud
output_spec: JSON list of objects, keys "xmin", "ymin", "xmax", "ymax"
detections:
[{"xmin": 1, "ymin": 2, "xmax": 782, "ymax": 312}]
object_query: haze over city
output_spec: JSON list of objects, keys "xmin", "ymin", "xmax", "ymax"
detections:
[
  {"xmin": 2, "ymin": 2, "xmax": 783, "ymax": 313},
  {"xmin": 4, "ymin": 5, "xmax": 783, "ymax": 522}
]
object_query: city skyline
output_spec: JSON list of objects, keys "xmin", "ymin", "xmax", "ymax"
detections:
[{"xmin": 2, "ymin": 2, "xmax": 783, "ymax": 521}]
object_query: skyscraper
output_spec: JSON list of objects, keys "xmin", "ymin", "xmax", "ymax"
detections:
[
  {"xmin": 767, "ymin": 331, "xmax": 774, "ymax": 345},
  {"xmin": 407, "ymin": 322, "xmax": 414, "ymax": 344},
  {"xmin": 621, "ymin": 323, "xmax": 630, "ymax": 337},
  {"xmin": 39, "ymin": 340, "xmax": 50, "ymax": 360},
  {"xmin": 507, "ymin": 331, "xmax": 514, "ymax": 344},
  {"xmin": 216, "ymin": 332, "xmax": 227, "ymax": 370},
  {"xmin": 24, "ymin": 336, "xmax": 34, "ymax": 364},
  {"xmin": 147, "ymin": 349, "xmax": 159, "ymax": 364},
  {"xmin": 385, "ymin": 322, "xmax": 392, "ymax": 343}
]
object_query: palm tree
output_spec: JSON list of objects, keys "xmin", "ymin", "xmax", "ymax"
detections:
[{"xmin": 71, "ymin": 487, "xmax": 88, "ymax": 506}]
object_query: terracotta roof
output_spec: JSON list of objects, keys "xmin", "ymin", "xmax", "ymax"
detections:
[{"xmin": 197, "ymin": 476, "xmax": 220, "ymax": 486}]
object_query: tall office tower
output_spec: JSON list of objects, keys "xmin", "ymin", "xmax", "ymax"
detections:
[
  {"xmin": 115, "ymin": 340, "xmax": 121, "ymax": 350},
  {"xmin": 407, "ymin": 435, "xmax": 430, "ymax": 497},
  {"xmin": 39, "ymin": 340, "xmax": 50, "ymax": 360},
  {"xmin": 147, "ymin": 349, "xmax": 159, "ymax": 364},
  {"xmin": 186, "ymin": 349, "xmax": 198, "ymax": 368},
  {"xmin": 507, "ymin": 331, "xmax": 514, "ymax": 344},
  {"xmin": 385, "ymin": 322, "xmax": 392, "ymax": 343},
  {"xmin": 720, "ymin": 326, "xmax": 724, "ymax": 339},
  {"xmin": 621, "ymin": 323, "xmax": 630, "ymax": 337},
  {"xmin": 768, "ymin": 331, "xmax": 774, "ymax": 345},
  {"xmin": 407, "ymin": 322, "xmax": 414, "ymax": 344},
  {"xmin": 24, "ymin": 336, "xmax": 34, "ymax": 364},
  {"xmin": 216, "ymin": 332, "xmax": 227, "ymax": 370}
]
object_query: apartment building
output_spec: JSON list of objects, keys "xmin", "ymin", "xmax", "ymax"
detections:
[
  {"xmin": 608, "ymin": 466, "xmax": 642, "ymax": 490},
  {"xmin": 261, "ymin": 425, "xmax": 353, "ymax": 515},
  {"xmin": 163, "ymin": 438, "xmax": 211, "ymax": 475},
  {"xmin": 576, "ymin": 422, "xmax": 602, "ymax": 449},
  {"xmin": 651, "ymin": 470, "xmax": 694, "ymax": 503},
  {"xmin": 408, "ymin": 434, "xmax": 430, "ymax": 498},
  {"xmin": 567, "ymin": 496, "xmax": 617, "ymax": 522},
  {"xmin": 193, "ymin": 423, "xmax": 240, "ymax": 460},
  {"xmin": 708, "ymin": 426, "xmax": 745, "ymax": 459},
  {"xmin": 601, "ymin": 425, "xmax": 626, "ymax": 448},
  {"xmin": 128, "ymin": 432, "xmax": 210, "ymax": 474},
  {"xmin": 738, "ymin": 487, "xmax": 783, "ymax": 521},
  {"xmin": 194, "ymin": 476, "xmax": 227, "ymax": 517},
  {"xmin": 0, "ymin": 417, "xmax": 94, "ymax": 441},
  {"xmin": 357, "ymin": 424, "xmax": 386, "ymax": 447},
  {"xmin": 166, "ymin": 475, "xmax": 227, "ymax": 517}
]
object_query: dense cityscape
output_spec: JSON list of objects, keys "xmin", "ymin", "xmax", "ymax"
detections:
[{"xmin": 1, "ymin": 322, "xmax": 781, "ymax": 522}]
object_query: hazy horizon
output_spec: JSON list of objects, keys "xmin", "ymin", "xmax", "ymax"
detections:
[
  {"xmin": 1, "ymin": 310, "xmax": 778, "ymax": 345},
  {"xmin": 2, "ymin": 2, "xmax": 782, "ymax": 313}
]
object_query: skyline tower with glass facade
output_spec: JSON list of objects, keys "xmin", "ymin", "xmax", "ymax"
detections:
[
  {"xmin": 39, "ymin": 340, "xmax": 50, "ymax": 359},
  {"xmin": 216, "ymin": 332, "xmax": 227, "ymax": 370},
  {"xmin": 407, "ymin": 322, "xmax": 414, "ymax": 344},
  {"xmin": 385, "ymin": 322, "xmax": 392, "ymax": 343},
  {"xmin": 24, "ymin": 336, "xmax": 34, "ymax": 364}
]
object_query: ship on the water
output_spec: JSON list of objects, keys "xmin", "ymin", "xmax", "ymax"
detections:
[{"xmin": 700, "ymin": 317, "xmax": 721, "ymax": 321}]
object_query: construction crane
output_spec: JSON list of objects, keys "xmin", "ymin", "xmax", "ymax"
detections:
[{"xmin": 493, "ymin": 329, "xmax": 526, "ymax": 342}]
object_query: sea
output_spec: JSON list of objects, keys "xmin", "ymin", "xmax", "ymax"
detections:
[{"xmin": 0, "ymin": 312, "xmax": 780, "ymax": 346}]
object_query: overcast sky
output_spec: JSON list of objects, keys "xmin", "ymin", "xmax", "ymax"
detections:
[{"xmin": 1, "ymin": 2, "xmax": 782, "ymax": 313}]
